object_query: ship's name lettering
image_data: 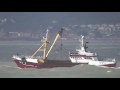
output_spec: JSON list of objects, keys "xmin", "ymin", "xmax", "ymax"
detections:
[{"xmin": 19, "ymin": 61, "xmax": 26, "ymax": 65}]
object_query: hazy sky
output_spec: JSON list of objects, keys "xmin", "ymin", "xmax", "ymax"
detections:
[
  {"xmin": 0, "ymin": 12, "xmax": 120, "ymax": 31},
  {"xmin": 0, "ymin": 12, "xmax": 120, "ymax": 23}
]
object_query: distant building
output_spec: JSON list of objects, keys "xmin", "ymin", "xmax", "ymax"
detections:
[
  {"xmin": 0, "ymin": 30, "xmax": 5, "ymax": 38},
  {"xmin": 8, "ymin": 32, "xmax": 19, "ymax": 38}
]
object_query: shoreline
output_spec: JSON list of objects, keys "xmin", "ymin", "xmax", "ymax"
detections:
[{"xmin": 0, "ymin": 38, "xmax": 120, "ymax": 41}]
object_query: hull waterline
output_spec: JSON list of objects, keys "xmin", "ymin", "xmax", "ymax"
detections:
[
  {"xmin": 14, "ymin": 59, "xmax": 80, "ymax": 69},
  {"xmin": 96, "ymin": 63, "xmax": 116, "ymax": 67}
]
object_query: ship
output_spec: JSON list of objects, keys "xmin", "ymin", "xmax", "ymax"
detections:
[
  {"xmin": 12, "ymin": 28, "xmax": 80, "ymax": 69},
  {"xmin": 68, "ymin": 35, "xmax": 116, "ymax": 67}
]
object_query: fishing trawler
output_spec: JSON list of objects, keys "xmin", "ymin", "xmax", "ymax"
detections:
[
  {"xmin": 68, "ymin": 35, "xmax": 116, "ymax": 67},
  {"xmin": 12, "ymin": 28, "xmax": 80, "ymax": 69}
]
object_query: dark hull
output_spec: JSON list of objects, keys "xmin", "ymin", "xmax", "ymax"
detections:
[{"xmin": 14, "ymin": 59, "xmax": 80, "ymax": 69}]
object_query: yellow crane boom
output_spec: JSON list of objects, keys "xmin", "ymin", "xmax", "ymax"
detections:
[
  {"xmin": 31, "ymin": 28, "xmax": 63, "ymax": 63},
  {"xmin": 45, "ymin": 28, "xmax": 63, "ymax": 59},
  {"xmin": 31, "ymin": 43, "xmax": 45, "ymax": 58}
]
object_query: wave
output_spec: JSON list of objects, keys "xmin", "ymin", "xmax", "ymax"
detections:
[{"xmin": 0, "ymin": 65, "xmax": 21, "ymax": 69}]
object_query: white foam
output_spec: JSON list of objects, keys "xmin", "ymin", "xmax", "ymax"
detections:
[
  {"xmin": 114, "ymin": 67, "xmax": 120, "ymax": 69},
  {"xmin": 107, "ymin": 70, "xmax": 112, "ymax": 72}
]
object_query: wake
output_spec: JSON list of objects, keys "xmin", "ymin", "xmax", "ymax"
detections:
[
  {"xmin": 0, "ymin": 64, "xmax": 120, "ymax": 70},
  {"xmin": 0, "ymin": 65, "xmax": 21, "ymax": 69},
  {"xmin": 95, "ymin": 65, "xmax": 120, "ymax": 69}
]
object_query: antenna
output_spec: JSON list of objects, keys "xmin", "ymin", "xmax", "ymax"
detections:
[{"xmin": 45, "ymin": 28, "xmax": 49, "ymax": 39}]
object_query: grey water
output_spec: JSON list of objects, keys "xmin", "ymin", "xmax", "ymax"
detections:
[{"xmin": 0, "ymin": 40, "xmax": 120, "ymax": 78}]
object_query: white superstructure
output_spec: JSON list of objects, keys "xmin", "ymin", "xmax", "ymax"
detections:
[{"xmin": 69, "ymin": 35, "xmax": 116, "ymax": 67}]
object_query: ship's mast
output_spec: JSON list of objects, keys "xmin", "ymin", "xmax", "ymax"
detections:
[
  {"xmin": 31, "ymin": 29, "xmax": 50, "ymax": 59},
  {"xmin": 81, "ymin": 35, "xmax": 84, "ymax": 47},
  {"xmin": 42, "ymin": 29, "xmax": 49, "ymax": 59},
  {"xmin": 31, "ymin": 28, "xmax": 63, "ymax": 64},
  {"xmin": 80, "ymin": 35, "xmax": 85, "ymax": 52}
]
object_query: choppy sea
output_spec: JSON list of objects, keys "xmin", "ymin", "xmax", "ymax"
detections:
[{"xmin": 0, "ymin": 40, "xmax": 120, "ymax": 78}]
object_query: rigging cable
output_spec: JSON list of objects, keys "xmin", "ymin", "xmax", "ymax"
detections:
[{"xmin": 47, "ymin": 29, "xmax": 76, "ymax": 60}]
